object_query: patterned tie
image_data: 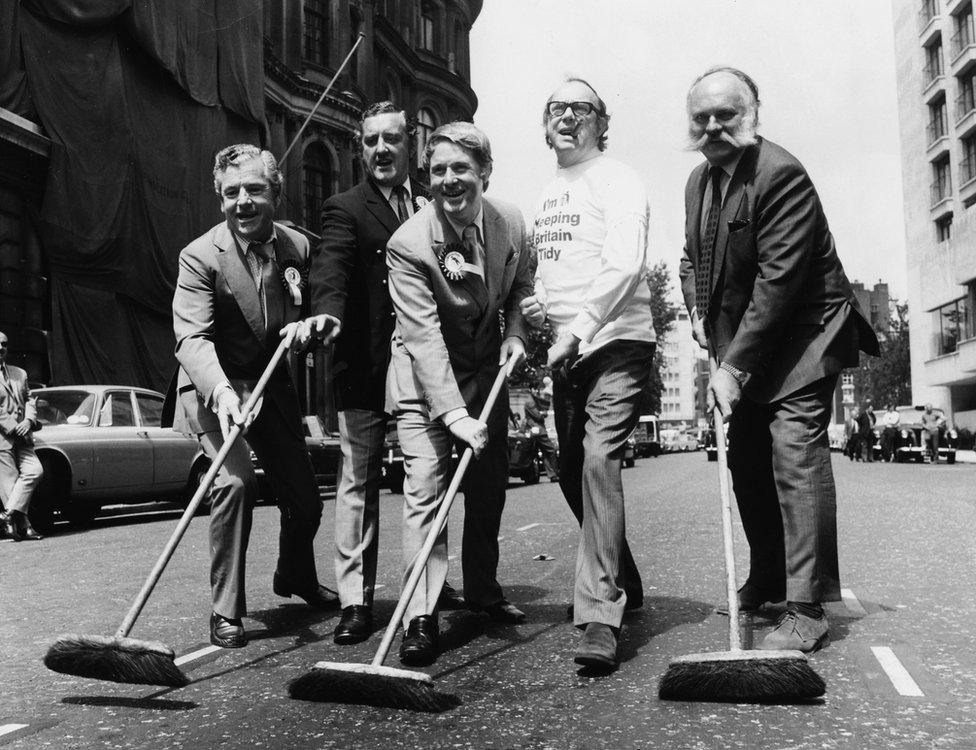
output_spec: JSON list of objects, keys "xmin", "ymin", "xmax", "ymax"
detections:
[
  {"xmin": 393, "ymin": 184, "xmax": 410, "ymax": 224},
  {"xmin": 254, "ymin": 244, "xmax": 283, "ymax": 335},
  {"xmin": 462, "ymin": 223, "xmax": 486, "ymax": 281},
  {"xmin": 696, "ymin": 165, "xmax": 724, "ymax": 321}
]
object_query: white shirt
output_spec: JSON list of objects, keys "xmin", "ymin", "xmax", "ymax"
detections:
[{"xmin": 378, "ymin": 177, "xmax": 416, "ymax": 220}]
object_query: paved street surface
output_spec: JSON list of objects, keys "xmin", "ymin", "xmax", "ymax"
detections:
[{"xmin": 2, "ymin": 452, "xmax": 976, "ymax": 749}]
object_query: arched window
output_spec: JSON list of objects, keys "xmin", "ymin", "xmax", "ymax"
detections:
[
  {"xmin": 416, "ymin": 108, "xmax": 437, "ymax": 168},
  {"xmin": 303, "ymin": 142, "xmax": 333, "ymax": 235},
  {"xmin": 304, "ymin": 0, "xmax": 329, "ymax": 66},
  {"xmin": 420, "ymin": 1, "xmax": 436, "ymax": 52}
]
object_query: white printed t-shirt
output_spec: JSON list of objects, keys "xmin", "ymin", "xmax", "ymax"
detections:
[{"xmin": 533, "ymin": 153, "xmax": 655, "ymax": 358}]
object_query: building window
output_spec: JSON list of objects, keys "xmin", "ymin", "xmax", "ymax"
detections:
[
  {"xmin": 932, "ymin": 156, "xmax": 952, "ymax": 204},
  {"xmin": 304, "ymin": 0, "xmax": 329, "ymax": 66},
  {"xmin": 933, "ymin": 296, "xmax": 970, "ymax": 354},
  {"xmin": 952, "ymin": 5, "xmax": 975, "ymax": 56},
  {"xmin": 957, "ymin": 70, "xmax": 976, "ymax": 120},
  {"xmin": 303, "ymin": 142, "xmax": 333, "ymax": 235},
  {"xmin": 924, "ymin": 38, "xmax": 944, "ymax": 85},
  {"xmin": 416, "ymin": 107, "xmax": 436, "ymax": 168},
  {"xmin": 928, "ymin": 96, "xmax": 948, "ymax": 143},
  {"xmin": 420, "ymin": 2, "xmax": 436, "ymax": 51},
  {"xmin": 963, "ymin": 134, "xmax": 976, "ymax": 185},
  {"xmin": 936, "ymin": 214, "xmax": 953, "ymax": 241},
  {"xmin": 920, "ymin": 0, "xmax": 939, "ymax": 27}
]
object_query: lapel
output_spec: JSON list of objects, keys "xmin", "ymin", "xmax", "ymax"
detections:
[
  {"xmin": 432, "ymin": 208, "xmax": 488, "ymax": 312},
  {"xmin": 482, "ymin": 200, "xmax": 508, "ymax": 303},
  {"xmin": 272, "ymin": 225, "xmax": 305, "ymax": 325},
  {"xmin": 688, "ymin": 163, "xmax": 708, "ymax": 262},
  {"xmin": 363, "ymin": 180, "xmax": 401, "ymax": 237},
  {"xmin": 0, "ymin": 368, "xmax": 17, "ymax": 407},
  {"xmin": 710, "ymin": 143, "xmax": 757, "ymax": 293},
  {"xmin": 213, "ymin": 222, "xmax": 265, "ymax": 343}
]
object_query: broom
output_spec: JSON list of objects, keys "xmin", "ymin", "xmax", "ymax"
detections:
[
  {"xmin": 658, "ymin": 364, "xmax": 826, "ymax": 703},
  {"xmin": 44, "ymin": 326, "xmax": 298, "ymax": 688},
  {"xmin": 288, "ymin": 364, "xmax": 512, "ymax": 712}
]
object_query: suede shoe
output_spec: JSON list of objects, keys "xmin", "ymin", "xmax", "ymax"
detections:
[
  {"xmin": 473, "ymin": 600, "xmax": 526, "ymax": 624},
  {"xmin": 333, "ymin": 605, "xmax": 372, "ymax": 645},
  {"xmin": 437, "ymin": 580, "xmax": 466, "ymax": 610},
  {"xmin": 210, "ymin": 612, "xmax": 246, "ymax": 648},
  {"xmin": 758, "ymin": 608, "xmax": 829, "ymax": 653},
  {"xmin": 574, "ymin": 622, "xmax": 619, "ymax": 672},
  {"xmin": 399, "ymin": 615, "xmax": 439, "ymax": 667},
  {"xmin": 272, "ymin": 573, "xmax": 339, "ymax": 610}
]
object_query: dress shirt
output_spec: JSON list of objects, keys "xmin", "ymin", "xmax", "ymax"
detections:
[{"xmin": 378, "ymin": 177, "xmax": 415, "ymax": 220}]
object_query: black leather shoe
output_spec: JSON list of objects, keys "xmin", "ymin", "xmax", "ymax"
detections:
[
  {"xmin": 19, "ymin": 513, "xmax": 43, "ymax": 541},
  {"xmin": 1, "ymin": 511, "xmax": 25, "ymax": 542},
  {"xmin": 399, "ymin": 615, "xmax": 439, "ymax": 667},
  {"xmin": 273, "ymin": 573, "xmax": 340, "ymax": 610},
  {"xmin": 437, "ymin": 580, "xmax": 466, "ymax": 610},
  {"xmin": 333, "ymin": 605, "xmax": 372, "ymax": 645},
  {"xmin": 475, "ymin": 600, "xmax": 526, "ymax": 624},
  {"xmin": 210, "ymin": 611, "xmax": 246, "ymax": 648}
]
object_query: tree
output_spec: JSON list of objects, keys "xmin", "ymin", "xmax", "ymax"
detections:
[
  {"xmin": 852, "ymin": 301, "xmax": 911, "ymax": 407},
  {"xmin": 640, "ymin": 261, "xmax": 679, "ymax": 415}
]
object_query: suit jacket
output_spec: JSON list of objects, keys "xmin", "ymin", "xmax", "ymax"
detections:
[
  {"xmin": 170, "ymin": 221, "xmax": 309, "ymax": 436},
  {"xmin": 385, "ymin": 198, "xmax": 532, "ymax": 423},
  {"xmin": 0, "ymin": 365, "xmax": 38, "ymax": 449},
  {"xmin": 311, "ymin": 179, "xmax": 430, "ymax": 412},
  {"xmin": 679, "ymin": 137, "xmax": 880, "ymax": 403}
]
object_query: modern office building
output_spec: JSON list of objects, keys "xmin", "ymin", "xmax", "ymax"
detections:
[
  {"xmin": 892, "ymin": 0, "xmax": 976, "ymax": 427},
  {"xmin": 659, "ymin": 309, "xmax": 706, "ymax": 427}
]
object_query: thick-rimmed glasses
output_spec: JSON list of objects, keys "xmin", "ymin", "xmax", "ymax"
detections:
[{"xmin": 545, "ymin": 101, "xmax": 600, "ymax": 118}]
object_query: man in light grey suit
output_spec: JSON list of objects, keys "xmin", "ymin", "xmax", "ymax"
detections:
[
  {"xmin": 386, "ymin": 121, "xmax": 533, "ymax": 666},
  {"xmin": 0, "ymin": 331, "xmax": 43, "ymax": 541}
]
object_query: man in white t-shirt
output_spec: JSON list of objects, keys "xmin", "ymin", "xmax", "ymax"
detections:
[{"xmin": 521, "ymin": 78, "xmax": 656, "ymax": 672}]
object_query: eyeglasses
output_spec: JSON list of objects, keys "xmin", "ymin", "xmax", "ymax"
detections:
[{"xmin": 545, "ymin": 101, "xmax": 600, "ymax": 118}]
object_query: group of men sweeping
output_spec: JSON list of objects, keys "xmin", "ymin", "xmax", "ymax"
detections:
[{"xmin": 168, "ymin": 65, "xmax": 878, "ymax": 676}]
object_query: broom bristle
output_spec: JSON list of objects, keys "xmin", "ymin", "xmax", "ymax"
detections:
[
  {"xmin": 288, "ymin": 662, "xmax": 461, "ymax": 713},
  {"xmin": 44, "ymin": 634, "xmax": 189, "ymax": 688},
  {"xmin": 658, "ymin": 650, "xmax": 826, "ymax": 703}
]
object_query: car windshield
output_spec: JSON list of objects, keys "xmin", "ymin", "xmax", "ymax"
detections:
[{"xmin": 34, "ymin": 390, "xmax": 96, "ymax": 426}]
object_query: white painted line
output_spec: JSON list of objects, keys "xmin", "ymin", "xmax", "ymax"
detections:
[
  {"xmin": 841, "ymin": 588, "xmax": 867, "ymax": 616},
  {"xmin": 174, "ymin": 645, "xmax": 222, "ymax": 666},
  {"xmin": 0, "ymin": 725, "xmax": 28, "ymax": 737},
  {"xmin": 871, "ymin": 646, "xmax": 924, "ymax": 697},
  {"xmin": 517, "ymin": 523, "xmax": 540, "ymax": 532},
  {"xmin": 374, "ymin": 584, "xmax": 386, "ymax": 591}
]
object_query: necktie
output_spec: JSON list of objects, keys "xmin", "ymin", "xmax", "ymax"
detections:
[
  {"xmin": 462, "ymin": 223, "xmax": 486, "ymax": 282},
  {"xmin": 254, "ymin": 244, "xmax": 284, "ymax": 335},
  {"xmin": 393, "ymin": 185, "xmax": 410, "ymax": 223},
  {"xmin": 695, "ymin": 166, "xmax": 724, "ymax": 321}
]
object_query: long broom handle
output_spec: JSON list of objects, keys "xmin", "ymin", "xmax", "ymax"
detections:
[
  {"xmin": 710, "ymin": 356, "xmax": 742, "ymax": 651},
  {"xmin": 115, "ymin": 326, "xmax": 299, "ymax": 639},
  {"xmin": 371, "ymin": 364, "xmax": 510, "ymax": 667}
]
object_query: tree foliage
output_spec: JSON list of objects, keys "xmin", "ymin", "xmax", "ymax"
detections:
[
  {"xmin": 640, "ymin": 261, "xmax": 679, "ymax": 415},
  {"xmin": 851, "ymin": 301, "xmax": 911, "ymax": 407}
]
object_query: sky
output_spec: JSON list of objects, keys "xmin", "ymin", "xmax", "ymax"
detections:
[{"xmin": 468, "ymin": 0, "xmax": 907, "ymax": 303}]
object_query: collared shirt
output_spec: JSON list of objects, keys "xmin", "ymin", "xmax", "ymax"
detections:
[
  {"xmin": 699, "ymin": 151, "xmax": 744, "ymax": 237},
  {"xmin": 378, "ymin": 177, "xmax": 415, "ymax": 220},
  {"xmin": 444, "ymin": 205, "xmax": 485, "ymax": 247},
  {"xmin": 232, "ymin": 226, "xmax": 279, "ymax": 292}
]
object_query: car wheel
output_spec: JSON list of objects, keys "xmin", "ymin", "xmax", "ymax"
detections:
[
  {"xmin": 521, "ymin": 461, "xmax": 540, "ymax": 485},
  {"xmin": 623, "ymin": 457, "xmax": 635, "ymax": 468},
  {"xmin": 184, "ymin": 458, "xmax": 213, "ymax": 515},
  {"xmin": 29, "ymin": 454, "xmax": 68, "ymax": 535}
]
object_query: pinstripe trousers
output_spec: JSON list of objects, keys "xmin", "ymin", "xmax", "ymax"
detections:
[{"xmin": 553, "ymin": 340, "xmax": 655, "ymax": 629}]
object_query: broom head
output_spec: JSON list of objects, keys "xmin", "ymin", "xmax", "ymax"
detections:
[
  {"xmin": 44, "ymin": 633, "xmax": 189, "ymax": 688},
  {"xmin": 288, "ymin": 661, "xmax": 461, "ymax": 713},
  {"xmin": 658, "ymin": 648, "xmax": 825, "ymax": 703}
]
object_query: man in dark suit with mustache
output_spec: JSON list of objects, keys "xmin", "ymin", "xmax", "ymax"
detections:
[{"xmin": 679, "ymin": 67, "xmax": 879, "ymax": 652}]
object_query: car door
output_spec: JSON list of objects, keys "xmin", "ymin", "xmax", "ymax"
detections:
[
  {"xmin": 135, "ymin": 392, "xmax": 198, "ymax": 490},
  {"xmin": 90, "ymin": 390, "xmax": 154, "ymax": 491}
]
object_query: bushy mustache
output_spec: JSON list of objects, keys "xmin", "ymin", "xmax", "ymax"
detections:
[{"xmin": 686, "ymin": 116, "xmax": 758, "ymax": 152}]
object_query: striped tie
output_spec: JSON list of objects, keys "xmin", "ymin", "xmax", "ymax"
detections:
[{"xmin": 695, "ymin": 166, "xmax": 724, "ymax": 320}]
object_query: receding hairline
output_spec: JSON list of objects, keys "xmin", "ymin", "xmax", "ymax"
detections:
[
  {"xmin": 688, "ymin": 70, "xmax": 758, "ymax": 109},
  {"xmin": 547, "ymin": 78, "xmax": 603, "ymax": 105}
]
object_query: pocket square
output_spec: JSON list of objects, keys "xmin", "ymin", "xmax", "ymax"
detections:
[{"xmin": 728, "ymin": 218, "xmax": 750, "ymax": 230}]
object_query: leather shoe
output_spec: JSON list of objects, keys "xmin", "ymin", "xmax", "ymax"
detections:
[
  {"xmin": 574, "ymin": 622, "xmax": 618, "ymax": 672},
  {"xmin": 437, "ymin": 580, "xmax": 466, "ymax": 610},
  {"xmin": 210, "ymin": 611, "xmax": 246, "ymax": 648},
  {"xmin": 399, "ymin": 615, "xmax": 439, "ymax": 667},
  {"xmin": 333, "ymin": 605, "xmax": 372, "ymax": 645},
  {"xmin": 717, "ymin": 582, "xmax": 784, "ymax": 615},
  {"xmin": 273, "ymin": 573, "xmax": 339, "ymax": 610},
  {"xmin": 19, "ymin": 513, "xmax": 42, "ymax": 541},
  {"xmin": 0, "ymin": 511, "xmax": 23, "ymax": 541},
  {"xmin": 474, "ymin": 600, "xmax": 526, "ymax": 624},
  {"xmin": 758, "ymin": 608, "xmax": 829, "ymax": 653}
]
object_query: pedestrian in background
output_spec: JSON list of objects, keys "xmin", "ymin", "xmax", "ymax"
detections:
[
  {"xmin": 921, "ymin": 403, "xmax": 945, "ymax": 463},
  {"xmin": 857, "ymin": 401, "xmax": 876, "ymax": 463},
  {"xmin": 678, "ymin": 67, "xmax": 879, "ymax": 653},
  {"xmin": 521, "ymin": 386, "xmax": 559, "ymax": 481},
  {"xmin": 845, "ymin": 406, "xmax": 861, "ymax": 461},
  {"xmin": 0, "ymin": 330, "xmax": 44, "ymax": 542},
  {"xmin": 880, "ymin": 403, "xmax": 900, "ymax": 462},
  {"xmin": 520, "ymin": 77, "xmax": 655, "ymax": 672}
]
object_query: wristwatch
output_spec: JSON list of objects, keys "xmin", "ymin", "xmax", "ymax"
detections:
[{"xmin": 719, "ymin": 361, "xmax": 748, "ymax": 386}]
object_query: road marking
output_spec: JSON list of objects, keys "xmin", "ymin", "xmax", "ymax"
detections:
[
  {"xmin": 871, "ymin": 646, "xmax": 924, "ymax": 697},
  {"xmin": 374, "ymin": 584, "xmax": 386, "ymax": 591},
  {"xmin": 841, "ymin": 588, "xmax": 867, "ymax": 616},
  {"xmin": 517, "ymin": 523, "xmax": 540, "ymax": 532},
  {"xmin": 0, "ymin": 726, "xmax": 27, "ymax": 738},
  {"xmin": 174, "ymin": 645, "xmax": 222, "ymax": 666}
]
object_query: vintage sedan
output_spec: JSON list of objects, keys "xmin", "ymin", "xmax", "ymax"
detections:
[{"xmin": 28, "ymin": 386, "xmax": 210, "ymax": 532}]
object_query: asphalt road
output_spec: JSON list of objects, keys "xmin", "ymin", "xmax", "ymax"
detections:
[{"xmin": 2, "ymin": 452, "xmax": 976, "ymax": 749}]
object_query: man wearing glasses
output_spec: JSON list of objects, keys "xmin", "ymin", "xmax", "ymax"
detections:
[{"xmin": 520, "ymin": 78, "xmax": 656, "ymax": 672}]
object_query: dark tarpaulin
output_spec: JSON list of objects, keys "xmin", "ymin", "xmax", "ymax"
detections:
[{"xmin": 3, "ymin": 0, "xmax": 265, "ymax": 391}]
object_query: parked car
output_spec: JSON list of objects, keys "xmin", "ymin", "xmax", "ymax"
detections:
[
  {"xmin": 890, "ymin": 406, "xmax": 956, "ymax": 464},
  {"xmin": 251, "ymin": 415, "xmax": 340, "ymax": 500},
  {"xmin": 29, "ymin": 386, "xmax": 209, "ymax": 532},
  {"xmin": 630, "ymin": 415, "xmax": 661, "ymax": 458},
  {"xmin": 661, "ymin": 428, "xmax": 699, "ymax": 453}
]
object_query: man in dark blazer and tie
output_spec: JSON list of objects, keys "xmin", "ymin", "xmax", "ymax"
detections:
[
  {"xmin": 679, "ymin": 67, "xmax": 879, "ymax": 653},
  {"xmin": 172, "ymin": 144, "xmax": 337, "ymax": 649},
  {"xmin": 385, "ymin": 121, "xmax": 533, "ymax": 666}
]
